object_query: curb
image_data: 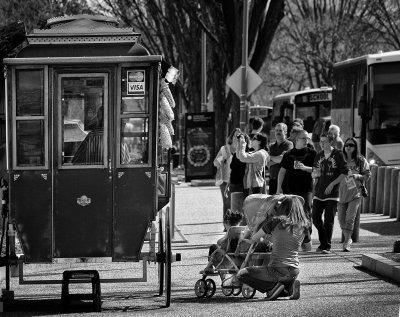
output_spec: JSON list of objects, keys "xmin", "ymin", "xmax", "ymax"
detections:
[{"xmin": 361, "ymin": 254, "xmax": 400, "ymax": 283}]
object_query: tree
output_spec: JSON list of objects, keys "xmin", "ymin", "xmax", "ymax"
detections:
[
  {"xmin": 95, "ymin": 0, "xmax": 285, "ymax": 148},
  {"xmin": 0, "ymin": 0, "xmax": 93, "ymax": 33},
  {"xmin": 262, "ymin": 0, "xmax": 384, "ymax": 94},
  {"xmin": 365, "ymin": 0, "xmax": 400, "ymax": 50}
]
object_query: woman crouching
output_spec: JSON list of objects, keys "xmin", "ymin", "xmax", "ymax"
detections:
[{"xmin": 236, "ymin": 195, "xmax": 310, "ymax": 300}]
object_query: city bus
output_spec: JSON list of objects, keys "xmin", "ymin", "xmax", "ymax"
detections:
[
  {"xmin": 272, "ymin": 87, "xmax": 332, "ymax": 133},
  {"xmin": 332, "ymin": 50, "xmax": 400, "ymax": 165}
]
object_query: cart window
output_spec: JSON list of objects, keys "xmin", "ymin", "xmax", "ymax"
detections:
[
  {"xmin": 13, "ymin": 67, "xmax": 47, "ymax": 169},
  {"xmin": 120, "ymin": 118, "xmax": 149, "ymax": 165},
  {"xmin": 60, "ymin": 76, "xmax": 107, "ymax": 166},
  {"xmin": 121, "ymin": 68, "xmax": 148, "ymax": 113},
  {"xmin": 16, "ymin": 69, "xmax": 44, "ymax": 116},
  {"xmin": 16, "ymin": 120, "xmax": 45, "ymax": 166}
]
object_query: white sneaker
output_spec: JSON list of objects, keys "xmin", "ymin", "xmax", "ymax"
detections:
[{"xmin": 343, "ymin": 238, "xmax": 353, "ymax": 252}]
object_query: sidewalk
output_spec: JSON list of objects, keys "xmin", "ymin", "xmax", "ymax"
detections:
[
  {"xmin": 1, "ymin": 182, "xmax": 399, "ymax": 316},
  {"xmin": 176, "ymin": 183, "xmax": 400, "ymax": 282}
]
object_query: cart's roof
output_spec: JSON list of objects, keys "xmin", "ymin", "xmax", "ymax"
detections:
[{"xmin": 16, "ymin": 14, "xmax": 152, "ymax": 58}]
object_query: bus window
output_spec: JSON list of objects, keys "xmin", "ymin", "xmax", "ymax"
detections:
[{"xmin": 370, "ymin": 63, "xmax": 400, "ymax": 132}]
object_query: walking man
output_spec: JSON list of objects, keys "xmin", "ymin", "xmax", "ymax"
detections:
[
  {"xmin": 267, "ymin": 123, "xmax": 293, "ymax": 194},
  {"xmin": 312, "ymin": 134, "xmax": 348, "ymax": 254},
  {"xmin": 328, "ymin": 124, "xmax": 344, "ymax": 150},
  {"xmin": 276, "ymin": 129, "xmax": 316, "ymax": 251}
]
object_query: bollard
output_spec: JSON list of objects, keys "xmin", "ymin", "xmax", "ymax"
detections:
[
  {"xmin": 397, "ymin": 176, "xmax": 400, "ymax": 221},
  {"xmin": 369, "ymin": 165, "xmax": 378, "ymax": 213},
  {"xmin": 390, "ymin": 168, "xmax": 400, "ymax": 218},
  {"xmin": 383, "ymin": 167, "xmax": 394, "ymax": 216},
  {"xmin": 375, "ymin": 166, "xmax": 386, "ymax": 214}
]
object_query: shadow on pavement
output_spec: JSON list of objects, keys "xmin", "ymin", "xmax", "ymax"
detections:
[{"xmin": 360, "ymin": 220, "xmax": 400, "ymax": 236}]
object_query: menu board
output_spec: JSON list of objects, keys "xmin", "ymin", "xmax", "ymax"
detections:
[{"xmin": 185, "ymin": 112, "xmax": 215, "ymax": 181}]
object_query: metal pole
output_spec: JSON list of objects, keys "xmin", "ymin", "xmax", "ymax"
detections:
[
  {"xmin": 179, "ymin": 63, "xmax": 184, "ymax": 167},
  {"xmin": 3, "ymin": 66, "xmax": 9, "ymax": 171},
  {"xmin": 201, "ymin": 31, "xmax": 207, "ymax": 112},
  {"xmin": 240, "ymin": 0, "xmax": 249, "ymax": 133}
]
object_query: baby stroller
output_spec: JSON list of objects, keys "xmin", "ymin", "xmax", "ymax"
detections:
[{"xmin": 194, "ymin": 194, "xmax": 283, "ymax": 299}]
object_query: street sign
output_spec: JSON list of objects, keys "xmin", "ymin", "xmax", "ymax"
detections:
[{"xmin": 226, "ymin": 66, "xmax": 263, "ymax": 97}]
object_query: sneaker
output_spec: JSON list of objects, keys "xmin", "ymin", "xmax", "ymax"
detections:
[
  {"xmin": 200, "ymin": 267, "xmax": 214, "ymax": 274},
  {"xmin": 343, "ymin": 238, "xmax": 353, "ymax": 252},
  {"xmin": 316, "ymin": 246, "xmax": 323, "ymax": 253},
  {"xmin": 222, "ymin": 275, "xmax": 241, "ymax": 288},
  {"xmin": 301, "ymin": 241, "xmax": 312, "ymax": 252},
  {"xmin": 265, "ymin": 283, "xmax": 285, "ymax": 301},
  {"xmin": 321, "ymin": 249, "xmax": 331, "ymax": 254},
  {"xmin": 289, "ymin": 280, "xmax": 300, "ymax": 300}
]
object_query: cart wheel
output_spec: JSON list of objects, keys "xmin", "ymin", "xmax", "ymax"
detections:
[
  {"xmin": 164, "ymin": 211, "xmax": 172, "ymax": 307},
  {"xmin": 93, "ymin": 281, "xmax": 102, "ymax": 312},
  {"xmin": 233, "ymin": 287, "xmax": 242, "ymax": 296},
  {"xmin": 61, "ymin": 281, "xmax": 69, "ymax": 312},
  {"xmin": 158, "ymin": 214, "xmax": 165, "ymax": 296},
  {"xmin": 221, "ymin": 287, "xmax": 234, "ymax": 296},
  {"xmin": 205, "ymin": 279, "xmax": 216, "ymax": 298},
  {"xmin": 242, "ymin": 284, "xmax": 256, "ymax": 299},
  {"xmin": 195, "ymin": 279, "xmax": 207, "ymax": 298}
]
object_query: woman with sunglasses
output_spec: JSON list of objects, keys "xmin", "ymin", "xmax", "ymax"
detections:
[
  {"xmin": 237, "ymin": 133, "xmax": 269, "ymax": 197},
  {"xmin": 338, "ymin": 138, "xmax": 370, "ymax": 251}
]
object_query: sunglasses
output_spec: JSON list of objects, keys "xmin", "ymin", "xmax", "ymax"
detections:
[{"xmin": 345, "ymin": 144, "xmax": 355, "ymax": 148}]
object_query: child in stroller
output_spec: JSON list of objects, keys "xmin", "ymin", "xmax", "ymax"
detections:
[{"xmin": 195, "ymin": 194, "xmax": 284, "ymax": 299}]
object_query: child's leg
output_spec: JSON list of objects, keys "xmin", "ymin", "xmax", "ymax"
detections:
[{"xmin": 208, "ymin": 244, "xmax": 218, "ymax": 258}]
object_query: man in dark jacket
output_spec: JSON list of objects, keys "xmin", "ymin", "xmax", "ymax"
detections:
[{"xmin": 312, "ymin": 134, "xmax": 348, "ymax": 254}]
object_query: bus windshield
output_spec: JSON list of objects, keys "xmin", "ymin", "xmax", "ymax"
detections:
[{"xmin": 370, "ymin": 63, "xmax": 400, "ymax": 134}]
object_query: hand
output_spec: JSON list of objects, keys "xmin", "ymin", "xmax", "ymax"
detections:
[
  {"xmin": 324, "ymin": 182, "xmax": 334, "ymax": 195},
  {"xmin": 276, "ymin": 187, "xmax": 283, "ymax": 194},
  {"xmin": 297, "ymin": 163, "xmax": 306, "ymax": 170}
]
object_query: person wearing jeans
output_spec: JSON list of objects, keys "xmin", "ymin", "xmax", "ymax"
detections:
[
  {"xmin": 337, "ymin": 137, "xmax": 370, "ymax": 251},
  {"xmin": 277, "ymin": 129, "xmax": 316, "ymax": 251},
  {"xmin": 312, "ymin": 134, "xmax": 348, "ymax": 254}
]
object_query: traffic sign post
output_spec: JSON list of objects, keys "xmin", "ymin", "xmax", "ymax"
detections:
[
  {"xmin": 226, "ymin": 65, "xmax": 263, "ymax": 133},
  {"xmin": 226, "ymin": 66, "xmax": 263, "ymax": 98}
]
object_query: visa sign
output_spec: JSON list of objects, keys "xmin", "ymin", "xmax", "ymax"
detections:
[{"xmin": 127, "ymin": 70, "xmax": 145, "ymax": 95}]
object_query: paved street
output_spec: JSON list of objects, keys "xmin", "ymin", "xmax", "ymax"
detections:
[{"xmin": 2, "ymin": 183, "xmax": 400, "ymax": 316}]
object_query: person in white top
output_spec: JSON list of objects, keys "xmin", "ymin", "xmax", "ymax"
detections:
[
  {"xmin": 236, "ymin": 133, "xmax": 269, "ymax": 197},
  {"xmin": 214, "ymin": 129, "xmax": 239, "ymax": 219}
]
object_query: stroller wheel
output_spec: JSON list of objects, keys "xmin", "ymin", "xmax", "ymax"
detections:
[
  {"xmin": 195, "ymin": 279, "xmax": 207, "ymax": 298},
  {"xmin": 221, "ymin": 287, "xmax": 234, "ymax": 296},
  {"xmin": 242, "ymin": 284, "xmax": 256, "ymax": 299},
  {"xmin": 205, "ymin": 279, "xmax": 216, "ymax": 298},
  {"xmin": 233, "ymin": 287, "xmax": 242, "ymax": 296}
]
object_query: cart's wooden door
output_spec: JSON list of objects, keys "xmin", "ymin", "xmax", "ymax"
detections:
[
  {"xmin": 53, "ymin": 72, "xmax": 112, "ymax": 259},
  {"xmin": 9, "ymin": 66, "xmax": 52, "ymax": 262}
]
